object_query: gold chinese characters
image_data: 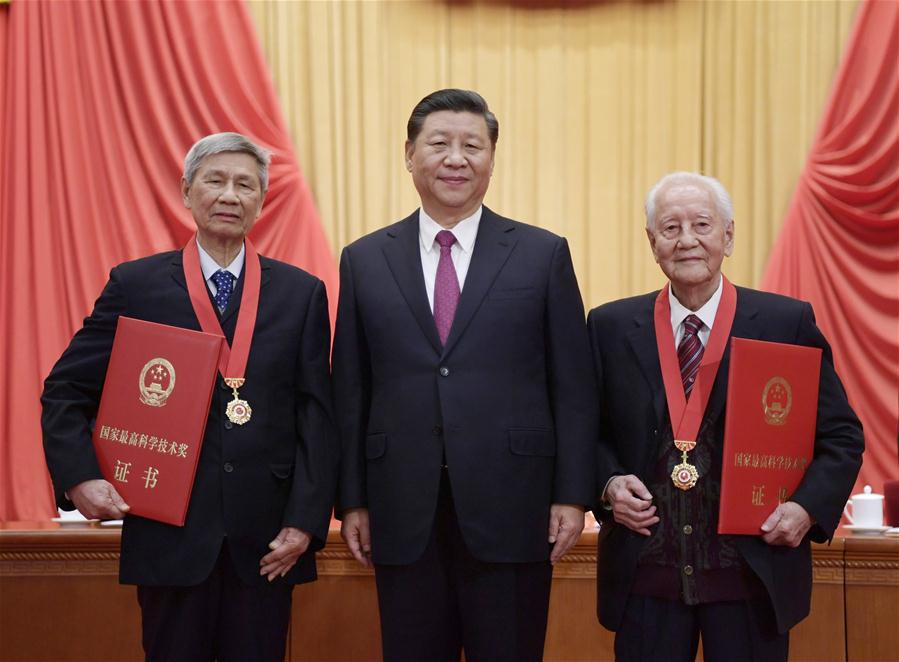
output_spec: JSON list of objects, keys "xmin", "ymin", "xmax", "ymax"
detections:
[
  {"xmin": 734, "ymin": 452, "xmax": 808, "ymax": 471},
  {"xmin": 98, "ymin": 425, "xmax": 190, "ymax": 459},
  {"xmin": 111, "ymin": 459, "xmax": 160, "ymax": 489}
]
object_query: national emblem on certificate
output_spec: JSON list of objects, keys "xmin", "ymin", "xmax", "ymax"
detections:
[
  {"xmin": 91, "ymin": 316, "xmax": 223, "ymax": 525},
  {"xmin": 718, "ymin": 337, "xmax": 822, "ymax": 535}
]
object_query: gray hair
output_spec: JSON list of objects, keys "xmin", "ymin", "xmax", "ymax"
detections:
[
  {"xmin": 183, "ymin": 132, "xmax": 272, "ymax": 192},
  {"xmin": 644, "ymin": 171, "xmax": 734, "ymax": 228}
]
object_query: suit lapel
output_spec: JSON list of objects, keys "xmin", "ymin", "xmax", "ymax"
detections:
[
  {"xmin": 441, "ymin": 208, "xmax": 517, "ymax": 357},
  {"xmin": 625, "ymin": 298, "xmax": 669, "ymax": 429},
  {"xmin": 169, "ymin": 252, "xmax": 204, "ymax": 335},
  {"xmin": 381, "ymin": 213, "xmax": 443, "ymax": 354},
  {"xmin": 704, "ymin": 287, "xmax": 759, "ymax": 426},
  {"xmin": 170, "ymin": 252, "xmax": 187, "ymax": 292},
  {"xmin": 623, "ymin": 297, "xmax": 669, "ymax": 477}
]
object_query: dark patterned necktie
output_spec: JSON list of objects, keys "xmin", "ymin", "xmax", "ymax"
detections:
[
  {"xmin": 211, "ymin": 269, "xmax": 235, "ymax": 312},
  {"xmin": 678, "ymin": 314, "xmax": 704, "ymax": 398},
  {"xmin": 433, "ymin": 230, "xmax": 460, "ymax": 346}
]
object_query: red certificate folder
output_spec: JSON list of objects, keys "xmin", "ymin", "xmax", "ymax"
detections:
[
  {"xmin": 718, "ymin": 338, "xmax": 821, "ymax": 535},
  {"xmin": 91, "ymin": 317, "xmax": 224, "ymax": 526}
]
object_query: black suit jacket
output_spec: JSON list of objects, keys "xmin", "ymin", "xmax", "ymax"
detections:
[
  {"xmin": 588, "ymin": 286, "xmax": 864, "ymax": 633},
  {"xmin": 332, "ymin": 207, "xmax": 598, "ymax": 565},
  {"xmin": 42, "ymin": 249, "xmax": 338, "ymax": 587}
]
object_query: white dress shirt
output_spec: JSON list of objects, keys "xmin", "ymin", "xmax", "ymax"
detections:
[
  {"xmin": 418, "ymin": 207, "xmax": 482, "ymax": 312},
  {"xmin": 669, "ymin": 275, "xmax": 724, "ymax": 349},
  {"xmin": 196, "ymin": 239, "xmax": 245, "ymax": 297}
]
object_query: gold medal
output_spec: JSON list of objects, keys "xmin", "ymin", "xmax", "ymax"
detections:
[
  {"xmin": 225, "ymin": 378, "xmax": 252, "ymax": 425},
  {"xmin": 671, "ymin": 439, "xmax": 699, "ymax": 490}
]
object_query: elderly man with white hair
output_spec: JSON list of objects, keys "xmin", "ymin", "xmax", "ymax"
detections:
[{"xmin": 588, "ymin": 172, "xmax": 863, "ymax": 661}]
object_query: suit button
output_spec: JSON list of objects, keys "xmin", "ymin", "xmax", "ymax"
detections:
[
  {"xmin": 683, "ymin": 565, "xmax": 694, "ymax": 576},
  {"xmin": 439, "ymin": 367, "xmax": 450, "ymax": 377},
  {"xmin": 223, "ymin": 462, "xmax": 234, "ymax": 473},
  {"xmin": 683, "ymin": 524, "xmax": 693, "ymax": 535},
  {"xmin": 224, "ymin": 420, "xmax": 233, "ymax": 430},
  {"xmin": 432, "ymin": 426, "xmax": 443, "ymax": 436}
]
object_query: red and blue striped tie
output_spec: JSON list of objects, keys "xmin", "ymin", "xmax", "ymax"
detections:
[{"xmin": 678, "ymin": 314, "xmax": 704, "ymax": 398}]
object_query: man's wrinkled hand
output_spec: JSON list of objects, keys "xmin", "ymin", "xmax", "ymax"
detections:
[
  {"xmin": 548, "ymin": 504, "xmax": 585, "ymax": 564},
  {"xmin": 260, "ymin": 527, "xmax": 311, "ymax": 581},
  {"xmin": 606, "ymin": 475, "xmax": 659, "ymax": 536},
  {"xmin": 340, "ymin": 508, "xmax": 372, "ymax": 568},
  {"xmin": 760, "ymin": 501, "xmax": 812, "ymax": 547},
  {"xmin": 68, "ymin": 479, "xmax": 130, "ymax": 520}
]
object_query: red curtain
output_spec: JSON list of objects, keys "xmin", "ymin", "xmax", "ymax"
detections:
[
  {"xmin": 0, "ymin": 1, "xmax": 337, "ymax": 521},
  {"xmin": 761, "ymin": 0, "xmax": 899, "ymax": 497}
]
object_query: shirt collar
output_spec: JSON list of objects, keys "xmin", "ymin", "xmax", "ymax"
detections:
[
  {"xmin": 196, "ymin": 239, "xmax": 245, "ymax": 282},
  {"xmin": 418, "ymin": 206, "xmax": 482, "ymax": 255},
  {"xmin": 669, "ymin": 275, "xmax": 723, "ymax": 331}
]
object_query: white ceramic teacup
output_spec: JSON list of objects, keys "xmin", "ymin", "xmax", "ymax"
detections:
[{"xmin": 844, "ymin": 485, "xmax": 884, "ymax": 528}]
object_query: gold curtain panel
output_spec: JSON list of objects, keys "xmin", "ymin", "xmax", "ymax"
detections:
[{"xmin": 247, "ymin": 0, "xmax": 857, "ymax": 309}]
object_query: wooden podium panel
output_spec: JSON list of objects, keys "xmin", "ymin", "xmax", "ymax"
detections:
[
  {"xmin": 291, "ymin": 553, "xmax": 383, "ymax": 661},
  {"xmin": 790, "ymin": 537, "xmax": 845, "ymax": 662},
  {"xmin": 2, "ymin": 522, "xmax": 897, "ymax": 662},
  {"xmin": 545, "ymin": 575, "xmax": 615, "ymax": 661},
  {"xmin": 0, "ymin": 524, "xmax": 143, "ymax": 662},
  {"xmin": 844, "ymin": 535, "xmax": 899, "ymax": 662}
]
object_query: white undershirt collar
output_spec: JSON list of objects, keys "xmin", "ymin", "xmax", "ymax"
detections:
[{"xmin": 668, "ymin": 275, "xmax": 723, "ymax": 347}]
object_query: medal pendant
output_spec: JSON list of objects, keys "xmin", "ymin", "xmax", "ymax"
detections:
[
  {"xmin": 671, "ymin": 441, "xmax": 699, "ymax": 491},
  {"xmin": 225, "ymin": 378, "xmax": 251, "ymax": 425},
  {"xmin": 671, "ymin": 460, "xmax": 699, "ymax": 491}
]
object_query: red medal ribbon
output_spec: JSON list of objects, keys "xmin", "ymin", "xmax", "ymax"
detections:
[
  {"xmin": 182, "ymin": 234, "xmax": 261, "ymax": 382},
  {"xmin": 654, "ymin": 276, "xmax": 737, "ymax": 443}
]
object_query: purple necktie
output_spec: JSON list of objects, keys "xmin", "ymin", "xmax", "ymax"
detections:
[
  {"xmin": 433, "ymin": 230, "xmax": 460, "ymax": 346},
  {"xmin": 678, "ymin": 314, "xmax": 704, "ymax": 398}
]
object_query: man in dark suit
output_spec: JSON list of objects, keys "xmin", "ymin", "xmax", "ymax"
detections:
[
  {"xmin": 41, "ymin": 132, "xmax": 337, "ymax": 661},
  {"xmin": 332, "ymin": 89, "xmax": 597, "ymax": 661},
  {"xmin": 589, "ymin": 171, "xmax": 864, "ymax": 661}
]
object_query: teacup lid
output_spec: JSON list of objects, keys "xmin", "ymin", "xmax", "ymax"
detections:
[{"xmin": 853, "ymin": 485, "xmax": 884, "ymax": 501}]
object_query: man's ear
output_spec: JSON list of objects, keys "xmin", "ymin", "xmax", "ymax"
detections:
[
  {"xmin": 180, "ymin": 178, "xmax": 191, "ymax": 208},
  {"xmin": 646, "ymin": 227, "xmax": 660, "ymax": 263},
  {"xmin": 404, "ymin": 141, "xmax": 414, "ymax": 171},
  {"xmin": 724, "ymin": 219, "xmax": 735, "ymax": 257}
]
